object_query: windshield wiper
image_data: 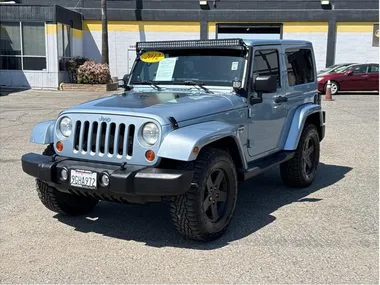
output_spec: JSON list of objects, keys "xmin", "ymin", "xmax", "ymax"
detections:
[
  {"xmin": 138, "ymin": 80, "xmax": 162, "ymax": 91},
  {"xmin": 183, "ymin": 81, "xmax": 213, "ymax": 94}
]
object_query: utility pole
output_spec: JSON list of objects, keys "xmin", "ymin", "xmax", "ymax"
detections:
[{"xmin": 101, "ymin": 0, "xmax": 109, "ymax": 64}]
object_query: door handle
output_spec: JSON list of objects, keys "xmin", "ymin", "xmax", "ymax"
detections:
[{"xmin": 274, "ymin": 96, "xmax": 288, "ymax": 103}]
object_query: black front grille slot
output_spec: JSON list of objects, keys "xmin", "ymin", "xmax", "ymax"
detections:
[
  {"xmin": 108, "ymin": 123, "xmax": 116, "ymax": 155},
  {"xmin": 74, "ymin": 121, "xmax": 81, "ymax": 151},
  {"xmin": 118, "ymin": 124, "xmax": 126, "ymax": 155},
  {"xmin": 82, "ymin": 121, "xmax": 90, "ymax": 152},
  {"xmin": 127, "ymin": 124, "xmax": 135, "ymax": 156},
  {"xmin": 99, "ymin": 122, "xmax": 107, "ymax": 154},
  {"xmin": 91, "ymin": 122, "xmax": 98, "ymax": 153}
]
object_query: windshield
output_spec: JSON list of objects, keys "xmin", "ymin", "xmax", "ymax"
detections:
[
  {"xmin": 130, "ymin": 49, "xmax": 246, "ymax": 87},
  {"xmin": 319, "ymin": 64, "xmax": 339, "ymax": 73},
  {"xmin": 334, "ymin": 64, "xmax": 354, "ymax": 73}
]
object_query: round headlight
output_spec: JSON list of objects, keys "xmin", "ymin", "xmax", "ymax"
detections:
[
  {"xmin": 142, "ymin": 123, "xmax": 159, "ymax": 145},
  {"xmin": 59, "ymin": 117, "xmax": 72, "ymax": 137}
]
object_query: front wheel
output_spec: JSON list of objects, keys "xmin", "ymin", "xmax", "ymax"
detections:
[
  {"xmin": 325, "ymin": 80, "xmax": 339, "ymax": 95},
  {"xmin": 36, "ymin": 144, "xmax": 98, "ymax": 215},
  {"xmin": 170, "ymin": 148, "xmax": 238, "ymax": 241},
  {"xmin": 280, "ymin": 124, "xmax": 320, "ymax": 188}
]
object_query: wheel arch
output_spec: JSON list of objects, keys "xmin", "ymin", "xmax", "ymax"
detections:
[
  {"xmin": 283, "ymin": 104, "xmax": 325, "ymax": 150},
  {"xmin": 30, "ymin": 120, "xmax": 56, "ymax": 144},
  {"xmin": 157, "ymin": 121, "xmax": 247, "ymax": 169}
]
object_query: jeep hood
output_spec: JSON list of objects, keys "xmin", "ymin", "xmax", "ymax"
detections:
[{"xmin": 61, "ymin": 91, "xmax": 247, "ymax": 125}]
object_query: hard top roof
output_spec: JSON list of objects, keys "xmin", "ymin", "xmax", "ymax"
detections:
[
  {"xmin": 242, "ymin": 39, "xmax": 312, "ymax": 46},
  {"xmin": 135, "ymin": 38, "xmax": 312, "ymax": 51}
]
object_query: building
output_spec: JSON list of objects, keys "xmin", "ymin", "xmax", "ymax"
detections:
[{"xmin": 0, "ymin": 0, "xmax": 378, "ymax": 89}]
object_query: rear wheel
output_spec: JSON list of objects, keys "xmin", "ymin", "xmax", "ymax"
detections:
[
  {"xmin": 280, "ymin": 124, "xmax": 320, "ymax": 188},
  {"xmin": 170, "ymin": 148, "xmax": 238, "ymax": 241},
  {"xmin": 36, "ymin": 144, "xmax": 98, "ymax": 215}
]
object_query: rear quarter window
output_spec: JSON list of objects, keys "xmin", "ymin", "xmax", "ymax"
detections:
[{"xmin": 285, "ymin": 48, "xmax": 315, "ymax": 86}]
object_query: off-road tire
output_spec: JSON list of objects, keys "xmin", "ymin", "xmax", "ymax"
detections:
[
  {"xmin": 170, "ymin": 148, "xmax": 238, "ymax": 241},
  {"xmin": 280, "ymin": 124, "xmax": 320, "ymax": 188},
  {"xmin": 36, "ymin": 144, "xmax": 98, "ymax": 215}
]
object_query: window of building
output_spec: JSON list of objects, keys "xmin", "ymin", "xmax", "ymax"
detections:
[
  {"xmin": 58, "ymin": 23, "xmax": 71, "ymax": 71},
  {"xmin": 253, "ymin": 49, "xmax": 280, "ymax": 87},
  {"xmin": 217, "ymin": 24, "xmax": 282, "ymax": 40},
  {"xmin": 0, "ymin": 22, "xmax": 46, "ymax": 71},
  {"xmin": 285, "ymin": 48, "xmax": 314, "ymax": 86}
]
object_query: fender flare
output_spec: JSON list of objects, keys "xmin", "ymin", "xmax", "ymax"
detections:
[
  {"xmin": 283, "ymin": 104, "xmax": 324, "ymax": 150},
  {"xmin": 29, "ymin": 120, "xmax": 56, "ymax": 144},
  {"xmin": 157, "ymin": 121, "xmax": 246, "ymax": 164}
]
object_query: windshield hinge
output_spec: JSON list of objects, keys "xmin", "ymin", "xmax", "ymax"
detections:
[{"xmin": 168, "ymin": 117, "xmax": 179, "ymax": 130}]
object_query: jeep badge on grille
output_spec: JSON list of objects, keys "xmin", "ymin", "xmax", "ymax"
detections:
[{"xmin": 99, "ymin": 116, "xmax": 111, "ymax": 123}]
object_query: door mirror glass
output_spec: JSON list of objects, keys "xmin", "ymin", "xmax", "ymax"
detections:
[{"xmin": 253, "ymin": 75, "xmax": 277, "ymax": 93}]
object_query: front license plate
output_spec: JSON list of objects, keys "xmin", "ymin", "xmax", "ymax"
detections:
[{"xmin": 70, "ymin": 169, "xmax": 97, "ymax": 189}]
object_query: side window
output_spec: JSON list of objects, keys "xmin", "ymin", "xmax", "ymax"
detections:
[
  {"xmin": 369, "ymin": 65, "xmax": 379, "ymax": 73},
  {"xmin": 285, "ymin": 48, "xmax": 314, "ymax": 86},
  {"xmin": 253, "ymin": 49, "xmax": 280, "ymax": 87},
  {"xmin": 352, "ymin": 65, "xmax": 368, "ymax": 74}
]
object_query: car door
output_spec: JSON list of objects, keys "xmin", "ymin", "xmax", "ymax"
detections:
[
  {"xmin": 247, "ymin": 45, "xmax": 288, "ymax": 159},
  {"xmin": 368, "ymin": 64, "xmax": 379, "ymax": 91},
  {"xmin": 345, "ymin": 64, "xmax": 371, "ymax": 91}
]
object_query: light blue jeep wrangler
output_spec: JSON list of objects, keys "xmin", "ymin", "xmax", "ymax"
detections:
[{"xmin": 22, "ymin": 38, "xmax": 325, "ymax": 241}]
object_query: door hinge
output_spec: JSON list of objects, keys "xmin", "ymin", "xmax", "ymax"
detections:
[
  {"xmin": 248, "ymin": 108, "xmax": 252, "ymax": 118},
  {"xmin": 247, "ymin": 139, "xmax": 251, "ymax": 148}
]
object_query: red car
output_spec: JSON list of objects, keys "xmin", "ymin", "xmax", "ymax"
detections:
[{"xmin": 318, "ymin": 63, "xmax": 379, "ymax": 94}]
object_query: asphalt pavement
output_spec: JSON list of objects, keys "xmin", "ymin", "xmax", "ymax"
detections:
[{"xmin": 0, "ymin": 89, "xmax": 378, "ymax": 284}]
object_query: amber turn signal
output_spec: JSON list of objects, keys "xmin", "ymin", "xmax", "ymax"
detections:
[
  {"xmin": 145, "ymin": 150, "xmax": 155, "ymax": 161},
  {"xmin": 193, "ymin": 147, "xmax": 199, "ymax": 155},
  {"xmin": 56, "ymin": 141, "xmax": 63, "ymax": 152}
]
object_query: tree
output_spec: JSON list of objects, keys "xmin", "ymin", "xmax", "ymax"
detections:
[{"xmin": 101, "ymin": 0, "xmax": 109, "ymax": 64}]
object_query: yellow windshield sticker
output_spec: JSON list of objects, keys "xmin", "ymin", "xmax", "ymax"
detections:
[{"xmin": 140, "ymin": 51, "xmax": 165, "ymax": 63}]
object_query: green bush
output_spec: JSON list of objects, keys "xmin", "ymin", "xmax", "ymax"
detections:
[{"xmin": 77, "ymin": 61, "xmax": 111, "ymax": 84}]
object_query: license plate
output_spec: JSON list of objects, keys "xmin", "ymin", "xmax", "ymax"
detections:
[{"xmin": 70, "ymin": 169, "xmax": 97, "ymax": 189}]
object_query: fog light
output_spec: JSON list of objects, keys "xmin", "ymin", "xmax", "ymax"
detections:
[
  {"xmin": 100, "ymin": 173, "xmax": 110, "ymax": 187},
  {"xmin": 61, "ymin": 168, "xmax": 68, "ymax": 180}
]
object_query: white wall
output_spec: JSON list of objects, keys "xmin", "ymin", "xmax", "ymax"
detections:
[
  {"xmin": 0, "ymin": 70, "xmax": 58, "ymax": 88},
  {"xmin": 82, "ymin": 21, "xmax": 200, "ymax": 79},
  {"xmin": 335, "ymin": 32, "xmax": 379, "ymax": 64}
]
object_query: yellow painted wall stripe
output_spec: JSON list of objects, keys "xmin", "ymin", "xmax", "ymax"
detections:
[
  {"xmin": 283, "ymin": 22, "xmax": 328, "ymax": 32},
  {"xmin": 72, "ymin": 28, "xmax": 83, "ymax": 38},
  {"xmin": 208, "ymin": 22, "xmax": 328, "ymax": 33},
  {"xmin": 46, "ymin": 24, "xmax": 56, "ymax": 35},
  {"xmin": 337, "ymin": 22, "xmax": 378, "ymax": 32},
  {"xmin": 83, "ymin": 20, "xmax": 200, "ymax": 33}
]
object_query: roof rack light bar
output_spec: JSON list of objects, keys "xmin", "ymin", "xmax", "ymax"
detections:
[{"xmin": 136, "ymin": 38, "xmax": 245, "ymax": 50}]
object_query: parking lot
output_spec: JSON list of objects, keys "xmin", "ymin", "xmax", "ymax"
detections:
[{"xmin": 0, "ymin": 90, "xmax": 378, "ymax": 284}]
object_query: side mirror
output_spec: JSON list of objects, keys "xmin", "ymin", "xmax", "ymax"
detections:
[
  {"xmin": 119, "ymin": 74, "xmax": 130, "ymax": 89},
  {"xmin": 252, "ymin": 75, "xmax": 277, "ymax": 93}
]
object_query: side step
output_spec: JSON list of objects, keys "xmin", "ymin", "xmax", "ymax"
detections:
[{"xmin": 238, "ymin": 151, "xmax": 295, "ymax": 181}]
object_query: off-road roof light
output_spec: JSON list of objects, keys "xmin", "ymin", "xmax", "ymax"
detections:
[{"xmin": 136, "ymin": 38, "xmax": 246, "ymax": 51}]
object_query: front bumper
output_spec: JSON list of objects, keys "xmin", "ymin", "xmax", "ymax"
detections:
[{"xmin": 21, "ymin": 153, "xmax": 194, "ymax": 199}]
